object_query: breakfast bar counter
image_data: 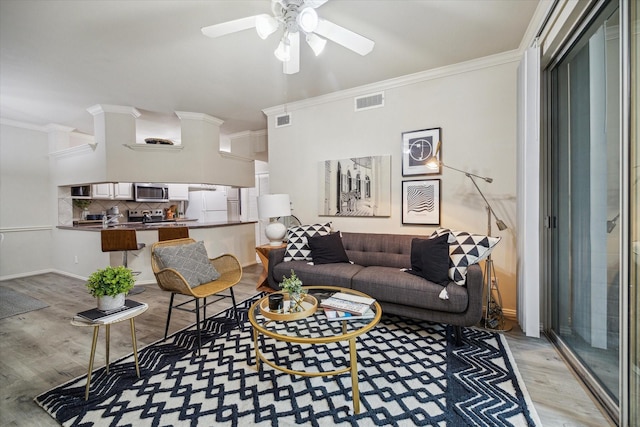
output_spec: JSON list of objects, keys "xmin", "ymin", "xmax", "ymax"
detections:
[
  {"xmin": 57, "ymin": 219, "xmax": 255, "ymax": 232},
  {"xmin": 55, "ymin": 221, "xmax": 257, "ymax": 284}
]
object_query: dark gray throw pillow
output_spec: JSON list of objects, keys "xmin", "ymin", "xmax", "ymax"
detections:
[
  {"xmin": 154, "ymin": 240, "xmax": 220, "ymax": 288},
  {"xmin": 308, "ymin": 232, "xmax": 350, "ymax": 265},
  {"xmin": 410, "ymin": 234, "xmax": 450, "ymax": 285}
]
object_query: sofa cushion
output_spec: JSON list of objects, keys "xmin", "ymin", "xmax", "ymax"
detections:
[
  {"xmin": 431, "ymin": 228, "xmax": 500, "ymax": 285},
  {"xmin": 308, "ymin": 232, "xmax": 350, "ymax": 265},
  {"xmin": 341, "ymin": 232, "xmax": 418, "ymax": 268},
  {"xmin": 154, "ymin": 241, "xmax": 220, "ymax": 288},
  {"xmin": 284, "ymin": 223, "xmax": 332, "ymax": 261},
  {"xmin": 351, "ymin": 267, "xmax": 468, "ymax": 313},
  {"xmin": 272, "ymin": 260, "xmax": 363, "ymax": 289},
  {"xmin": 409, "ymin": 234, "xmax": 450, "ymax": 285}
]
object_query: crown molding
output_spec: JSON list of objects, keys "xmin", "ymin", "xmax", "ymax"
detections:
[
  {"xmin": 49, "ymin": 142, "xmax": 97, "ymax": 158},
  {"xmin": 228, "ymin": 129, "xmax": 267, "ymax": 139},
  {"xmin": 86, "ymin": 104, "xmax": 141, "ymax": 118},
  {"xmin": 0, "ymin": 118, "xmax": 48, "ymax": 132},
  {"xmin": 263, "ymin": 50, "xmax": 521, "ymax": 117},
  {"xmin": 44, "ymin": 123, "xmax": 75, "ymax": 133},
  {"xmin": 175, "ymin": 111, "xmax": 224, "ymax": 126}
]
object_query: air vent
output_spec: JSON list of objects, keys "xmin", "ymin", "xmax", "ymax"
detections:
[
  {"xmin": 354, "ymin": 92, "xmax": 384, "ymax": 111},
  {"xmin": 275, "ymin": 113, "xmax": 291, "ymax": 128}
]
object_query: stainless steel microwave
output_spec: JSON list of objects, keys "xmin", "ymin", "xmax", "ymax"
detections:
[{"xmin": 133, "ymin": 183, "xmax": 169, "ymax": 202}]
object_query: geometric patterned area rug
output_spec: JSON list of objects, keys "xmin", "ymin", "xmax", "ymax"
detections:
[{"xmin": 35, "ymin": 294, "xmax": 541, "ymax": 426}]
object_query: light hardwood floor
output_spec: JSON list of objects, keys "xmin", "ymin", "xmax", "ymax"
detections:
[{"xmin": 0, "ymin": 264, "xmax": 613, "ymax": 427}]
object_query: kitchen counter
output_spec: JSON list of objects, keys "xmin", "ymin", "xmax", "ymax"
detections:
[
  {"xmin": 58, "ymin": 220, "xmax": 256, "ymax": 231},
  {"xmin": 55, "ymin": 220, "xmax": 258, "ymax": 284}
]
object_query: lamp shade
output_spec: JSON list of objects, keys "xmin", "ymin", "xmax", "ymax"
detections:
[{"xmin": 257, "ymin": 194, "xmax": 291, "ymax": 219}]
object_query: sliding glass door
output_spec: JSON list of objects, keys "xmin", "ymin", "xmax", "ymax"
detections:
[
  {"xmin": 629, "ymin": 0, "xmax": 639, "ymax": 422},
  {"xmin": 548, "ymin": 0, "xmax": 621, "ymax": 415}
]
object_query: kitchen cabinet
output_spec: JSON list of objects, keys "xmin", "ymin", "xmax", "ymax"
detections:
[
  {"xmin": 91, "ymin": 183, "xmax": 113, "ymax": 199},
  {"xmin": 91, "ymin": 183, "xmax": 133, "ymax": 200},
  {"xmin": 114, "ymin": 183, "xmax": 133, "ymax": 200},
  {"xmin": 168, "ymin": 184, "xmax": 189, "ymax": 201}
]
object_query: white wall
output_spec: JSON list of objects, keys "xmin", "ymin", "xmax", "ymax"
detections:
[
  {"xmin": 265, "ymin": 56, "xmax": 519, "ymax": 315},
  {"xmin": 0, "ymin": 122, "xmax": 53, "ymax": 277}
]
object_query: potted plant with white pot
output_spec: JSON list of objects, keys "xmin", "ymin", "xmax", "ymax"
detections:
[{"xmin": 86, "ymin": 265, "xmax": 135, "ymax": 311}]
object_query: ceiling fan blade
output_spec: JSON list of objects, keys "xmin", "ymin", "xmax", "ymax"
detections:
[
  {"xmin": 201, "ymin": 15, "xmax": 259, "ymax": 38},
  {"xmin": 315, "ymin": 18, "xmax": 374, "ymax": 56},
  {"xmin": 283, "ymin": 32, "xmax": 300, "ymax": 74}
]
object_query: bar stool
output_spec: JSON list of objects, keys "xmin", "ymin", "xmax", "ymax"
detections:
[
  {"xmin": 158, "ymin": 226, "xmax": 189, "ymax": 241},
  {"xmin": 101, "ymin": 229, "xmax": 146, "ymax": 294}
]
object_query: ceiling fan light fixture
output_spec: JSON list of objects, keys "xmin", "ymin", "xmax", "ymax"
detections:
[
  {"xmin": 274, "ymin": 37, "xmax": 291, "ymax": 62},
  {"xmin": 256, "ymin": 14, "xmax": 279, "ymax": 39},
  {"xmin": 298, "ymin": 7, "xmax": 318, "ymax": 32},
  {"xmin": 306, "ymin": 33, "xmax": 326, "ymax": 56}
]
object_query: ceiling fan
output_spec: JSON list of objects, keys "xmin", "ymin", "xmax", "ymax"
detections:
[{"xmin": 201, "ymin": 0, "xmax": 375, "ymax": 74}]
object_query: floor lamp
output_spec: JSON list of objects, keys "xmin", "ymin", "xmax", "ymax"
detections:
[{"xmin": 427, "ymin": 152, "xmax": 509, "ymax": 331}]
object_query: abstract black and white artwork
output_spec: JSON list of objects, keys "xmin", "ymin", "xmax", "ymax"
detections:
[
  {"xmin": 318, "ymin": 155, "xmax": 391, "ymax": 217},
  {"xmin": 402, "ymin": 179, "xmax": 440, "ymax": 225},
  {"xmin": 402, "ymin": 127, "xmax": 441, "ymax": 176}
]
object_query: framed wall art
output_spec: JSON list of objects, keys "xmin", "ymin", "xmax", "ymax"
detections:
[
  {"xmin": 317, "ymin": 155, "xmax": 391, "ymax": 217},
  {"xmin": 402, "ymin": 179, "xmax": 441, "ymax": 225},
  {"xmin": 401, "ymin": 127, "xmax": 441, "ymax": 176}
]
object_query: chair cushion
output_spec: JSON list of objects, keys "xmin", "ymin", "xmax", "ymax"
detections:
[
  {"xmin": 308, "ymin": 232, "xmax": 350, "ymax": 265},
  {"xmin": 154, "ymin": 241, "xmax": 220, "ymax": 288},
  {"xmin": 284, "ymin": 223, "xmax": 332, "ymax": 261},
  {"xmin": 431, "ymin": 228, "xmax": 500, "ymax": 285}
]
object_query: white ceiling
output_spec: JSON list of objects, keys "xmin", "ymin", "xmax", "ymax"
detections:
[{"xmin": 0, "ymin": 0, "xmax": 541, "ymax": 139}]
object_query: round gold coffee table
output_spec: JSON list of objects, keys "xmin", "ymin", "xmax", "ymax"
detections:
[{"xmin": 248, "ymin": 286, "xmax": 382, "ymax": 414}]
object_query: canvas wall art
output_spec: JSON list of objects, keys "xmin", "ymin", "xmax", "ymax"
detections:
[{"xmin": 318, "ymin": 155, "xmax": 391, "ymax": 217}]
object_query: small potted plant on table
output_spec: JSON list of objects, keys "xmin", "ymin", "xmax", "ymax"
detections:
[
  {"xmin": 86, "ymin": 265, "xmax": 135, "ymax": 311},
  {"xmin": 280, "ymin": 270, "xmax": 307, "ymax": 312}
]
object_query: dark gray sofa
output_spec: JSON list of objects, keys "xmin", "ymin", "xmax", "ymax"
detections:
[{"xmin": 267, "ymin": 232, "xmax": 484, "ymax": 344}]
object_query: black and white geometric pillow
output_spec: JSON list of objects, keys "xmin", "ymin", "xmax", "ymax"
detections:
[
  {"xmin": 431, "ymin": 228, "xmax": 501, "ymax": 285},
  {"xmin": 284, "ymin": 223, "xmax": 332, "ymax": 261}
]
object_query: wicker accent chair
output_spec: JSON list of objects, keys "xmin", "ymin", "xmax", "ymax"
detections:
[{"xmin": 151, "ymin": 238, "xmax": 242, "ymax": 352}]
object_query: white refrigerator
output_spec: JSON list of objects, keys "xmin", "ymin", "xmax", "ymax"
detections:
[{"xmin": 186, "ymin": 190, "xmax": 228, "ymax": 223}]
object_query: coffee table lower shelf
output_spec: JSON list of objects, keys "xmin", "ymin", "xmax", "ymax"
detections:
[{"xmin": 252, "ymin": 330, "xmax": 360, "ymax": 412}]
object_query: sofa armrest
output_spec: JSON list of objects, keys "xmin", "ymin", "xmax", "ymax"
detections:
[
  {"xmin": 267, "ymin": 247, "xmax": 286, "ymax": 288},
  {"xmin": 463, "ymin": 263, "xmax": 484, "ymax": 325}
]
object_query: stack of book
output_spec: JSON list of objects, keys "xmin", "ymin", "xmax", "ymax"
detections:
[
  {"xmin": 74, "ymin": 299, "xmax": 147, "ymax": 324},
  {"xmin": 321, "ymin": 292, "xmax": 376, "ymax": 321}
]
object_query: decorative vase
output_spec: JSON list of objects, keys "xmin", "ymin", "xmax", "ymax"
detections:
[{"xmin": 97, "ymin": 293, "xmax": 125, "ymax": 311}]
